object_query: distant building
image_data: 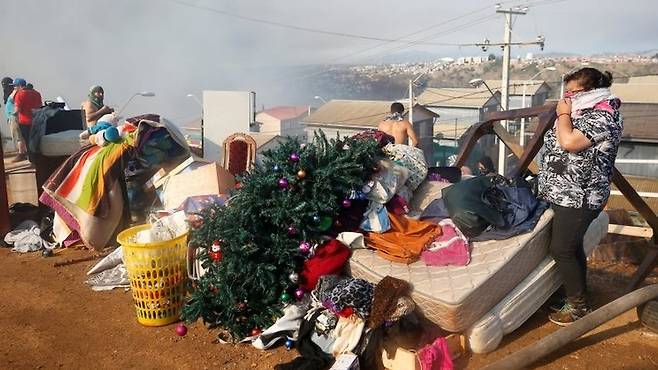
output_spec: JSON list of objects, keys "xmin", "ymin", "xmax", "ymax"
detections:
[
  {"xmin": 416, "ymin": 87, "xmax": 500, "ymax": 127},
  {"xmin": 250, "ymin": 132, "xmax": 289, "ymax": 166},
  {"xmin": 301, "ymin": 100, "xmax": 439, "ymax": 162},
  {"xmin": 254, "ymin": 106, "xmax": 310, "ymax": 140},
  {"xmin": 484, "ymin": 80, "xmax": 551, "ymax": 109}
]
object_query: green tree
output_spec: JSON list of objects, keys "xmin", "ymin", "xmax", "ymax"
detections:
[{"xmin": 182, "ymin": 132, "xmax": 382, "ymax": 338}]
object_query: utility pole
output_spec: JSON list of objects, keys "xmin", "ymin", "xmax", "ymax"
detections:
[
  {"xmin": 467, "ymin": 4, "xmax": 544, "ymax": 175},
  {"xmin": 496, "ymin": 6, "xmax": 525, "ymax": 175},
  {"xmin": 408, "ymin": 79, "xmax": 414, "ymax": 127}
]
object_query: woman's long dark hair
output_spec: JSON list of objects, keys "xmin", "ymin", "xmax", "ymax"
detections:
[{"xmin": 564, "ymin": 67, "xmax": 613, "ymax": 90}]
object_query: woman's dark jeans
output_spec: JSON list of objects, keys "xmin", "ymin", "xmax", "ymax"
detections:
[{"xmin": 549, "ymin": 203, "xmax": 601, "ymax": 305}]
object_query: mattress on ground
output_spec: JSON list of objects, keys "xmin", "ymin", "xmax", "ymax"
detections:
[
  {"xmin": 348, "ymin": 209, "xmax": 555, "ymax": 332},
  {"xmin": 466, "ymin": 211, "xmax": 609, "ymax": 353},
  {"xmin": 40, "ymin": 130, "xmax": 84, "ymax": 157}
]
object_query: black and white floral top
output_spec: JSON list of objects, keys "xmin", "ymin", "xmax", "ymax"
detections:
[{"xmin": 539, "ymin": 99, "xmax": 623, "ymax": 210}]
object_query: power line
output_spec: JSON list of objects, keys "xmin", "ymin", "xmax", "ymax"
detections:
[{"xmin": 166, "ymin": 0, "xmax": 460, "ymax": 46}]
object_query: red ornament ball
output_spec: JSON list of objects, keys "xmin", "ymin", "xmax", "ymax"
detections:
[
  {"xmin": 235, "ymin": 181, "xmax": 243, "ymax": 190},
  {"xmin": 251, "ymin": 328, "xmax": 262, "ymax": 337},
  {"xmin": 175, "ymin": 324, "xmax": 188, "ymax": 337},
  {"xmin": 210, "ymin": 240, "xmax": 223, "ymax": 262}
]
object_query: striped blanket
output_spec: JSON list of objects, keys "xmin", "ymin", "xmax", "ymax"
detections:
[{"xmin": 40, "ymin": 117, "xmax": 189, "ymax": 250}]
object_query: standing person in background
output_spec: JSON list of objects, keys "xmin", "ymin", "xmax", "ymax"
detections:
[
  {"xmin": 378, "ymin": 102, "xmax": 419, "ymax": 147},
  {"xmin": 476, "ymin": 156, "xmax": 496, "ymax": 176},
  {"xmin": 13, "ymin": 77, "xmax": 42, "ymax": 162},
  {"xmin": 3, "ymin": 78, "xmax": 27, "ymax": 160},
  {"xmin": 81, "ymin": 85, "xmax": 113, "ymax": 126},
  {"xmin": 2, "ymin": 77, "xmax": 13, "ymax": 104},
  {"xmin": 539, "ymin": 68, "xmax": 623, "ymax": 326}
]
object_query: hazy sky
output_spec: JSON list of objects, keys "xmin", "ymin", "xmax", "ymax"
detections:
[{"xmin": 2, "ymin": 0, "xmax": 657, "ymax": 121}]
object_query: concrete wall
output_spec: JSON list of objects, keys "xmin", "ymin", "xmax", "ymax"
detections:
[
  {"xmin": 413, "ymin": 119, "xmax": 434, "ymax": 163},
  {"xmin": 256, "ymin": 113, "xmax": 307, "ymax": 141},
  {"xmin": 255, "ymin": 112, "xmax": 281, "ymax": 136},
  {"xmin": 202, "ymin": 90, "xmax": 254, "ymax": 162},
  {"xmin": 427, "ymin": 107, "xmax": 480, "ymax": 126}
]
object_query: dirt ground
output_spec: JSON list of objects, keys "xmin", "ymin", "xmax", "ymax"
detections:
[{"xmin": 0, "ymin": 248, "xmax": 656, "ymax": 370}]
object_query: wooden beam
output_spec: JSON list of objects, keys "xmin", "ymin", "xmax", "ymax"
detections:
[
  {"xmin": 454, "ymin": 120, "xmax": 493, "ymax": 168},
  {"xmin": 0, "ymin": 146, "xmax": 10, "ymax": 238},
  {"xmin": 509, "ymin": 111, "xmax": 555, "ymax": 178},
  {"xmin": 491, "ymin": 122, "xmax": 540, "ymax": 174},
  {"xmin": 607, "ymin": 224, "xmax": 654, "ymax": 238},
  {"xmin": 626, "ymin": 247, "xmax": 658, "ymax": 292},
  {"xmin": 612, "ymin": 168, "xmax": 658, "ymax": 242},
  {"xmin": 612, "ymin": 168, "xmax": 658, "ymax": 291}
]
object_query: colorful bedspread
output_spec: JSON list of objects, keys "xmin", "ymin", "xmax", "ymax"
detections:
[{"xmin": 39, "ymin": 116, "xmax": 189, "ymax": 250}]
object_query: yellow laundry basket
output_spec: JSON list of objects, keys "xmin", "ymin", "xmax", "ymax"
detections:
[{"xmin": 117, "ymin": 224, "xmax": 189, "ymax": 327}]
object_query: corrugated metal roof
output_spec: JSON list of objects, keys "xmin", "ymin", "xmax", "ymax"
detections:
[
  {"xmin": 417, "ymin": 87, "xmax": 499, "ymax": 108},
  {"xmin": 302, "ymin": 100, "xmax": 437, "ymax": 128},
  {"xmin": 484, "ymin": 80, "xmax": 550, "ymax": 95},
  {"xmin": 257, "ymin": 106, "xmax": 309, "ymax": 121},
  {"xmin": 611, "ymin": 83, "xmax": 658, "ymax": 104},
  {"xmin": 249, "ymin": 133, "xmax": 287, "ymax": 150}
]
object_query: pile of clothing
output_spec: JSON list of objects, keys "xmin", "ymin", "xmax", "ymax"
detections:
[
  {"xmin": 254, "ymin": 273, "xmax": 434, "ymax": 370},
  {"xmin": 343, "ymin": 131, "xmax": 548, "ymax": 268},
  {"xmin": 39, "ymin": 115, "xmax": 190, "ymax": 250}
]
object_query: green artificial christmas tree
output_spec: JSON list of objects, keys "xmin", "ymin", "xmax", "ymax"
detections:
[{"xmin": 182, "ymin": 132, "xmax": 382, "ymax": 338}]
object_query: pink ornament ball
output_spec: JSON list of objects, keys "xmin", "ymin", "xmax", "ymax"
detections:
[{"xmin": 176, "ymin": 324, "xmax": 188, "ymax": 337}]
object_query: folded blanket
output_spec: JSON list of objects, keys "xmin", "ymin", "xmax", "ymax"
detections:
[{"xmin": 365, "ymin": 212, "xmax": 441, "ymax": 264}]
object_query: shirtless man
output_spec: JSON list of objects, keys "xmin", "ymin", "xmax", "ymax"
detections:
[
  {"xmin": 81, "ymin": 85, "xmax": 113, "ymax": 126},
  {"xmin": 378, "ymin": 102, "xmax": 418, "ymax": 147}
]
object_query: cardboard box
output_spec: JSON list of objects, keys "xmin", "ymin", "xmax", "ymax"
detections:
[
  {"xmin": 162, "ymin": 162, "xmax": 235, "ymax": 210},
  {"xmin": 381, "ymin": 334, "xmax": 466, "ymax": 370}
]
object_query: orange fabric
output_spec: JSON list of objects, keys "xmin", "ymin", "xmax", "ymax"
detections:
[
  {"xmin": 365, "ymin": 212, "xmax": 442, "ymax": 264},
  {"xmin": 57, "ymin": 145, "xmax": 101, "ymax": 197}
]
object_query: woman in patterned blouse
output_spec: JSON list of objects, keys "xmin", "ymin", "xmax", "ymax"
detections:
[{"xmin": 538, "ymin": 68, "xmax": 623, "ymax": 326}]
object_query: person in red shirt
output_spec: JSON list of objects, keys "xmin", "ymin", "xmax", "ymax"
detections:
[{"xmin": 13, "ymin": 78, "xmax": 42, "ymax": 160}]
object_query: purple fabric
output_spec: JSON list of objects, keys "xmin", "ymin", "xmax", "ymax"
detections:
[{"xmin": 418, "ymin": 337, "xmax": 454, "ymax": 370}]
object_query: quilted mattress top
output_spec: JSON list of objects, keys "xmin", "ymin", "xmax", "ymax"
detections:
[
  {"xmin": 351, "ymin": 209, "xmax": 555, "ymax": 306},
  {"xmin": 40, "ymin": 130, "xmax": 84, "ymax": 157}
]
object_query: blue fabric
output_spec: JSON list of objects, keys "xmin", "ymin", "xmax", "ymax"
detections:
[
  {"xmin": 419, "ymin": 198, "xmax": 450, "ymax": 223},
  {"xmin": 471, "ymin": 202, "xmax": 548, "ymax": 241},
  {"xmin": 88, "ymin": 122, "xmax": 112, "ymax": 134},
  {"xmin": 103, "ymin": 126, "xmax": 121, "ymax": 142},
  {"xmin": 361, "ymin": 205, "xmax": 391, "ymax": 233},
  {"xmin": 5, "ymin": 95, "xmax": 14, "ymax": 118},
  {"xmin": 471, "ymin": 178, "xmax": 548, "ymax": 241}
]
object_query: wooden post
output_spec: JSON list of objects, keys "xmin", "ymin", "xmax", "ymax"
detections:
[
  {"xmin": 0, "ymin": 147, "xmax": 10, "ymax": 237},
  {"xmin": 456, "ymin": 104, "xmax": 658, "ymax": 290}
]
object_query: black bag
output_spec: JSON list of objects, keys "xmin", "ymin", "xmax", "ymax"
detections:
[{"xmin": 441, "ymin": 176, "xmax": 505, "ymax": 238}]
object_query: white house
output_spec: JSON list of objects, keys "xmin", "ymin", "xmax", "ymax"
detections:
[
  {"xmin": 416, "ymin": 87, "xmax": 501, "ymax": 129},
  {"xmin": 254, "ymin": 106, "xmax": 310, "ymax": 140}
]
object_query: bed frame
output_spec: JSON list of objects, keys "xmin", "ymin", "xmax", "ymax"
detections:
[{"xmin": 454, "ymin": 104, "xmax": 658, "ymax": 292}]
